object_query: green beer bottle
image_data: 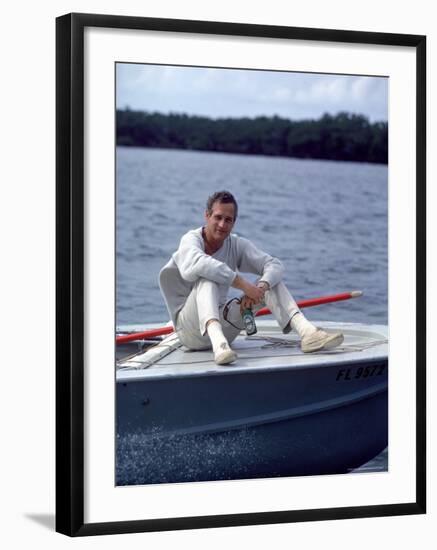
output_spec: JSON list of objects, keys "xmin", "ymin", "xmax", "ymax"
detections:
[{"xmin": 242, "ymin": 308, "xmax": 257, "ymax": 335}]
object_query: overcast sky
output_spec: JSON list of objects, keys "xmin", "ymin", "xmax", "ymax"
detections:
[{"xmin": 116, "ymin": 63, "xmax": 388, "ymax": 122}]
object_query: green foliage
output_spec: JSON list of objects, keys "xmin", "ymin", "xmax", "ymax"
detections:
[{"xmin": 116, "ymin": 109, "xmax": 388, "ymax": 164}]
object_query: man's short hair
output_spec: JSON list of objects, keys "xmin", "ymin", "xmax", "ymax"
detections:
[{"xmin": 206, "ymin": 190, "xmax": 238, "ymax": 220}]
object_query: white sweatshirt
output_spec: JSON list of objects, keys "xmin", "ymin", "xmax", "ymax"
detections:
[{"xmin": 159, "ymin": 227, "xmax": 284, "ymax": 326}]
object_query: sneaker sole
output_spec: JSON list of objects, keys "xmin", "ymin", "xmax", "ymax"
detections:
[
  {"xmin": 215, "ymin": 350, "xmax": 238, "ymax": 365},
  {"xmin": 301, "ymin": 332, "xmax": 344, "ymax": 353}
]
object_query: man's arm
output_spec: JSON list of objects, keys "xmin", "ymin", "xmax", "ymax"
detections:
[
  {"xmin": 236, "ymin": 237, "xmax": 284, "ymax": 289},
  {"xmin": 172, "ymin": 230, "xmax": 236, "ymax": 285}
]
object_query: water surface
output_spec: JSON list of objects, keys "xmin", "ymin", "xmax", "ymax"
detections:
[{"xmin": 116, "ymin": 147, "xmax": 387, "ymax": 326}]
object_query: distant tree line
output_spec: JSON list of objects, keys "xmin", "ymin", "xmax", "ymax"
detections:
[{"xmin": 117, "ymin": 109, "xmax": 388, "ymax": 164}]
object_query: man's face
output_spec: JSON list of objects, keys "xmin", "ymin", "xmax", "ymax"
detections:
[{"xmin": 204, "ymin": 201, "xmax": 236, "ymax": 243}]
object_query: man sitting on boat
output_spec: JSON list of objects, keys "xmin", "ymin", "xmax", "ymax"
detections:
[{"xmin": 159, "ymin": 190, "xmax": 344, "ymax": 366}]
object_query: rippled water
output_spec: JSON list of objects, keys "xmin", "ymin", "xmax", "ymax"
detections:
[{"xmin": 116, "ymin": 147, "xmax": 387, "ymax": 326}]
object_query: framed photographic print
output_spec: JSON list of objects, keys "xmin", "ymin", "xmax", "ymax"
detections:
[{"xmin": 56, "ymin": 12, "xmax": 426, "ymax": 536}]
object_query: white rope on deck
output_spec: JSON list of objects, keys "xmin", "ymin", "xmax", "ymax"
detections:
[{"xmin": 248, "ymin": 335, "xmax": 388, "ymax": 353}]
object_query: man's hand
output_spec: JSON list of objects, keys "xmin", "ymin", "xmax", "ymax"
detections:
[
  {"xmin": 240, "ymin": 295, "xmax": 255, "ymax": 311},
  {"xmin": 232, "ymin": 275, "xmax": 270, "ymax": 308},
  {"xmin": 256, "ymin": 280, "xmax": 270, "ymax": 301},
  {"xmin": 232, "ymin": 275, "xmax": 265, "ymax": 302}
]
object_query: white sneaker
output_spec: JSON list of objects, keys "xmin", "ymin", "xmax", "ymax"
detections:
[
  {"xmin": 301, "ymin": 328, "xmax": 344, "ymax": 353},
  {"xmin": 214, "ymin": 342, "xmax": 238, "ymax": 365}
]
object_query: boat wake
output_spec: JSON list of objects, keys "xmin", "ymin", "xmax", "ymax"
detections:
[{"xmin": 116, "ymin": 427, "xmax": 262, "ymax": 486}]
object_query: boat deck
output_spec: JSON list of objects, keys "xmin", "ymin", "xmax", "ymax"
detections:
[{"xmin": 117, "ymin": 320, "xmax": 388, "ymax": 381}]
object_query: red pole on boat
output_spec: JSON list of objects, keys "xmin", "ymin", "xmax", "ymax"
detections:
[
  {"xmin": 117, "ymin": 325, "xmax": 175, "ymax": 342},
  {"xmin": 255, "ymin": 290, "xmax": 363, "ymax": 317},
  {"xmin": 116, "ymin": 290, "xmax": 362, "ymax": 344}
]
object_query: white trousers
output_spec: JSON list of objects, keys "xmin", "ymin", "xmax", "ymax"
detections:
[{"xmin": 175, "ymin": 278, "xmax": 300, "ymax": 350}]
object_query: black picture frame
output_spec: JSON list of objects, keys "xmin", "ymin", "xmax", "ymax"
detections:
[{"xmin": 56, "ymin": 12, "xmax": 426, "ymax": 536}]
